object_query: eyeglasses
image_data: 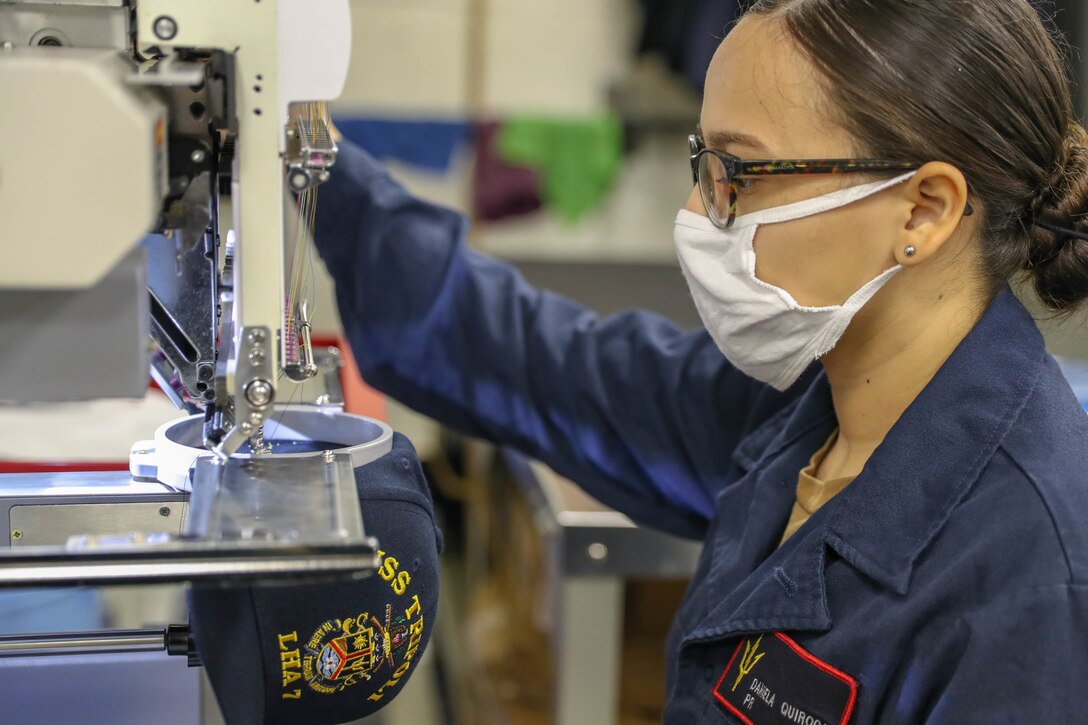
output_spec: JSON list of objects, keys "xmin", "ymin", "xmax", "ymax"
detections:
[{"xmin": 689, "ymin": 133, "xmax": 922, "ymax": 229}]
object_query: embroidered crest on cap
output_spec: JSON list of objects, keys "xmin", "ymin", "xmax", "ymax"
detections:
[
  {"xmin": 275, "ymin": 548, "xmax": 427, "ymax": 703},
  {"xmin": 712, "ymin": 632, "xmax": 858, "ymax": 725}
]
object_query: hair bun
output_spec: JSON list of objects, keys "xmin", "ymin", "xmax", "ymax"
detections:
[{"xmin": 1027, "ymin": 124, "xmax": 1088, "ymax": 311}]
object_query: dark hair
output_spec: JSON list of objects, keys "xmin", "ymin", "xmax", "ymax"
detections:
[{"xmin": 746, "ymin": 0, "xmax": 1088, "ymax": 312}]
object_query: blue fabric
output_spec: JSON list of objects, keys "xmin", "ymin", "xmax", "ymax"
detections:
[
  {"xmin": 682, "ymin": 0, "xmax": 738, "ymax": 89},
  {"xmin": 314, "ymin": 141, "xmax": 1088, "ymax": 722},
  {"xmin": 333, "ymin": 118, "xmax": 471, "ymax": 174},
  {"xmin": 637, "ymin": 0, "xmax": 740, "ymax": 90},
  {"xmin": 0, "ymin": 589, "xmax": 103, "ymax": 634}
]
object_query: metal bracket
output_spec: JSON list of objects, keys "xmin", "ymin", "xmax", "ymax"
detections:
[{"xmin": 212, "ymin": 325, "xmax": 274, "ymax": 457}]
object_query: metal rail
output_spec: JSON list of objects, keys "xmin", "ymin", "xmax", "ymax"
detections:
[{"xmin": 0, "ymin": 624, "xmax": 200, "ymax": 660}]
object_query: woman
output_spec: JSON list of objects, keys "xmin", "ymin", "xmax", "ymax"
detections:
[{"xmin": 315, "ymin": 0, "xmax": 1088, "ymax": 721}]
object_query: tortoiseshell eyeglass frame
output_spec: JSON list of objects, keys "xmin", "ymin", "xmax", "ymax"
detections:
[{"xmin": 688, "ymin": 133, "xmax": 924, "ymax": 229}]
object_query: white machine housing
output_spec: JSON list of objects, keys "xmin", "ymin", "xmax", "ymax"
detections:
[{"xmin": 0, "ymin": 0, "xmax": 352, "ymax": 456}]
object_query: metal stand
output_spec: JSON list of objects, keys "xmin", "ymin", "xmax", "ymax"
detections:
[
  {"xmin": 504, "ymin": 452, "xmax": 702, "ymax": 725},
  {"xmin": 553, "ymin": 576, "xmax": 624, "ymax": 725}
]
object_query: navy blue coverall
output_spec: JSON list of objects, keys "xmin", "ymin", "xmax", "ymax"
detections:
[{"xmin": 313, "ymin": 141, "xmax": 1088, "ymax": 723}]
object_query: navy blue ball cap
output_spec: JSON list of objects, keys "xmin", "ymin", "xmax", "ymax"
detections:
[{"xmin": 189, "ymin": 432, "xmax": 442, "ymax": 725}]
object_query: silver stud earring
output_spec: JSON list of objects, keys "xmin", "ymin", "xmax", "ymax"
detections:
[{"xmin": 904, "ymin": 245, "xmax": 917, "ymax": 258}]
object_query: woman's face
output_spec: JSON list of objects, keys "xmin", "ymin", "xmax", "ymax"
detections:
[{"xmin": 686, "ymin": 15, "xmax": 905, "ymax": 308}]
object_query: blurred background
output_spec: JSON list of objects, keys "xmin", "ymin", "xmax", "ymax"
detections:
[{"xmin": 309, "ymin": 0, "xmax": 1088, "ymax": 352}]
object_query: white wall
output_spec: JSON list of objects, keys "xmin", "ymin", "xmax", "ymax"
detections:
[
  {"xmin": 340, "ymin": 0, "xmax": 638, "ymax": 117},
  {"xmin": 326, "ymin": 0, "xmax": 694, "ymax": 266},
  {"xmin": 339, "ymin": 0, "xmax": 472, "ymax": 117},
  {"xmin": 480, "ymin": 0, "xmax": 637, "ymax": 116}
]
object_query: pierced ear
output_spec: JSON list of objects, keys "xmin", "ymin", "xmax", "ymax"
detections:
[
  {"xmin": 894, "ymin": 238, "xmax": 928, "ymax": 265},
  {"xmin": 897, "ymin": 162, "xmax": 969, "ymax": 264}
]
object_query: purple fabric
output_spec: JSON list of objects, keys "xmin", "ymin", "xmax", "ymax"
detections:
[{"xmin": 472, "ymin": 121, "xmax": 542, "ymax": 222}]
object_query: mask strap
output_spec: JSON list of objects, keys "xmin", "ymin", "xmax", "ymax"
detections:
[{"xmin": 733, "ymin": 172, "xmax": 916, "ymax": 228}]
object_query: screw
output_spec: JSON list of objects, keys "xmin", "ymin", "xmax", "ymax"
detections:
[
  {"xmin": 323, "ymin": 450, "xmax": 336, "ymax": 463},
  {"xmin": 587, "ymin": 542, "xmax": 608, "ymax": 562},
  {"xmin": 153, "ymin": 15, "xmax": 178, "ymax": 41},
  {"xmin": 248, "ymin": 348, "xmax": 265, "ymax": 366},
  {"xmin": 159, "ymin": 507, "xmax": 171, "ymax": 517},
  {"xmin": 239, "ymin": 422, "xmax": 254, "ymax": 435},
  {"xmin": 190, "ymin": 149, "xmax": 206, "ymax": 165},
  {"xmin": 244, "ymin": 379, "xmax": 273, "ymax": 407},
  {"xmin": 288, "ymin": 169, "xmax": 311, "ymax": 192},
  {"xmin": 247, "ymin": 329, "xmax": 266, "ymax": 344},
  {"xmin": 11, "ymin": 530, "xmax": 22, "ymax": 541},
  {"xmin": 314, "ymin": 394, "xmax": 332, "ymax": 405},
  {"xmin": 248, "ymin": 412, "xmax": 262, "ymax": 424},
  {"xmin": 198, "ymin": 365, "xmax": 214, "ymax": 381}
]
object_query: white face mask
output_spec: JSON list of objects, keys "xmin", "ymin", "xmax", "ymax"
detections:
[{"xmin": 674, "ymin": 173, "xmax": 915, "ymax": 391}]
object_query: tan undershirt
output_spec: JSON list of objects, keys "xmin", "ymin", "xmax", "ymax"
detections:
[{"xmin": 779, "ymin": 431, "xmax": 856, "ymax": 546}]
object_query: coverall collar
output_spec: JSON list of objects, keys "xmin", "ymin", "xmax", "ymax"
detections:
[
  {"xmin": 822, "ymin": 286, "xmax": 1044, "ymax": 594},
  {"xmin": 686, "ymin": 287, "xmax": 1045, "ymax": 645}
]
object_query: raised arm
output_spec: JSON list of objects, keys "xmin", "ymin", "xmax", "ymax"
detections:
[{"xmin": 313, "ymin": 141, "xmax": 799, "ymax": 539}]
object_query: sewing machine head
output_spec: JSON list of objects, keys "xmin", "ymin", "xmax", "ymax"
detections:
[{"xmin": 1, "ymin": 0, "xmax": 349, "ymax": 456}]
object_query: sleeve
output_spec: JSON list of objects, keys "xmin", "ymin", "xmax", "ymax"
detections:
[
  {"xmin": 923, "ymin": 584, "xmax": 1088, "ymax": 723},
  {"xmin": 312, "ymin": 141, "xmax": 798, "ymax": 540}
]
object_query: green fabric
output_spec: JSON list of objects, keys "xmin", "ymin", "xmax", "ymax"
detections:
[{"xmin": 496, "ymin": 115, "xmax": 624, "ymax": 223}]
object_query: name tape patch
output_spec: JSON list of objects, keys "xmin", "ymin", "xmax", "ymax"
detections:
[{"xmin": 712, "ymin": 632, "xmax": 857, "ymax": 725}]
